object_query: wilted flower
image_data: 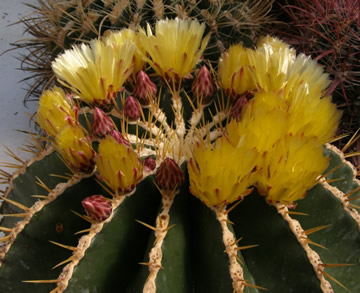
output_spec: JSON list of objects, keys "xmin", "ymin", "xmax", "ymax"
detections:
[
  {"xmin": 138, "ymin": 18, "xmax": 210, "ymax": 80},
  {"xmin": 96, "ymin": 135, "xmax": 143, "ymax": 193},
  {"xmin": 52, "ymin": 37, "xmax": 135, "ymax": 110},
  {"xmin": 55, "ymin": 125, "xmax": 95, "ymax": 173},
  {"xmin": 37, "ymin": 86, "xmax": 76, "ymax": 137}
]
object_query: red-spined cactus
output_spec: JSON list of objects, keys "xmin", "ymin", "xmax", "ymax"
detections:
[{"xmin": 0, "ymin": 2, "xmax": 359, "ymax": 293}]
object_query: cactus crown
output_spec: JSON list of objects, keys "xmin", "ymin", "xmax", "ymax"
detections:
[{"xmin": 1, "ymin": 2, "xmax": 360, "ymax": 293}]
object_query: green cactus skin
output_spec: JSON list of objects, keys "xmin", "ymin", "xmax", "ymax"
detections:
[
  {"xmin": 0, "ymin": 141, "xmax": 360, "ymax": 292},
  {"xmin": 1, "ymin": 1, "xmax": 359, "ymax": 292}
]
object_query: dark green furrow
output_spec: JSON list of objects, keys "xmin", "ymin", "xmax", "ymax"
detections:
[
  {"xmin": 292, "ymin": 183, "xmax": 360, "ymax": 292},
  {"xmin": 1, "ymin": 151, "xmax": 71, "ymax": 228},
  {"xmin": 230, "ymin": 191, "xmax": 322, "ymax": 293},
  {"xmin": 64, "ymin": 175, "xmax": 161, "ymax": 293},
  {"xmin": 190, "ymin": 194, "xmax": 258, "ymax": 293},
  {"xmin": 0, "ymin": 176, "xmax": 101, "ymax": 292}
]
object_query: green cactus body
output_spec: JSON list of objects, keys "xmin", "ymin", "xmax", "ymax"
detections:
[{"xmin": 1, "ymin": 2, "xmax": 360, "ymax": 293}]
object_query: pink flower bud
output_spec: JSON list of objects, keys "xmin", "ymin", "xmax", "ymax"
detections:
[
  {"xmin": 192, "ymin": 65, "xmax": 216, "ymax": 104},
  {"xmin": 144, "ymin": 156, "xmax": 156, "ymax": 172},
  {"xmin": 229, "ymin": 94, "xmax": 249, "ymax": 121},
  {"xmin": 81, "ymin": 195, "xmax": 112, "ymax": 222},
  {"xmin": 134, "ymin": 71, "xmax": 157, "ymax": 105},
  {"xmin": 110, "ymin": 130, "xmax": 131, "ymax": 147},
  {"xmin": 91, "ymin": 107, "xmax": 115, "ymax": 138},
  {"xmin": 156, "ymin": 158, "xmax": 184, "ymax": 190},
  {"xmin": 124, "ymin": 96, "xmax": 141, "ymax": 121}
]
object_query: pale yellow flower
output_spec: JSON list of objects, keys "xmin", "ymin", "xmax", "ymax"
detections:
[
  {"xmin": 96, "ymin": 135, "xmax": 143, "ymax": 192},
  {"xmin": 104, "ymin": 29, "xmax": 145, "ymax": 74},
  {"xmin": 226, "ymin": 92, "xmax": 289, "ymax": 154},
  {"xmin": 218, "ymin": 44, "xmax": 256, "ymax": 96},
  {"xmin": 37, "ymin": 86, "xmax": 76, "ymax": 137},
  {"xmin": 55, "ymin": 125, "xmax": 95, "ymax": 173},
  {"xmin": 256, "ymin": 135, "xmax": 329, "ymax": 204},
  {"xmin": 247, "ymin": 36, "xmax": 296, "ymax": 92},
  {"xmin": 52, "ymin": 38, "xmax": 135, "ymax": 108},
  {"xmin": 188, "ymin": 138, "xmax": 258, "ymax": 207},
  {"xmin": 138, "ymin": 18, "xmax": 210, "ymax": 80}
]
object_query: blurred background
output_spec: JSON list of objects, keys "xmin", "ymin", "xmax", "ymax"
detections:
[{"xmin": 0, "ymin": 0, "xmax": 37, "ymax": 176}]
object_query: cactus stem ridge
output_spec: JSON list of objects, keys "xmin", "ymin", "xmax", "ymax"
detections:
[
  {"xmin": 55, "ymin": 189, "xmax": 135, "ymax": 292},
  {"xmin": 143, "ymin": 189, "xmax": 178, "ymax": 293},
  {"xmin": 213, "ymin": 204, "xmax": 246, "ymax": 293},
  {"xmin": 0, "ymin": 170, "xmax": 94, "ymax": 269},
  {"xmin": 275, "ymin": 204, "xmax": 334, "ymax": 292}
]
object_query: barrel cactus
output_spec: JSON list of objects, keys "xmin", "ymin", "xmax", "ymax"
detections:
[{"xmin": 1, "ymin": 2, "xmax": 360, "ymax": 293}]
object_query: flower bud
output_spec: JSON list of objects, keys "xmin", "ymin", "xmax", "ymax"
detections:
[
  {"xmin": 111, "ymin": 130, "xmax": 131, "ymax": 147},
  {"xmin": 91, "ymin": 107, "xmax": 115, "ymax": 138},
  {"xmin": 192, "ymin": 65, "xmax": 215, "ymax": 104},
  {"xmin": 229, "ymin": 94, "xmax": 249, "ymax": 121},
  {"xmin": 82, "ymin": 195, "xmax": 112, "ymax": 222},
  {"xmin": 133, "ymin": 71, "xmax": 157, "ymax": 105},
  {"xmin": 156, "ymin": 158, "xmax": 184, "ymax": 190},
  {"xmin": 124, "ymin": 95, "xmax": 141, "ymax": 121},
  {"xmin": 144, "ymin": 156, "xmax": 156, "ymax": 172},
  {"xmin": 96, "ymin": 135, "xmax": 143, "ymax": 193},
  {"xmin": 55, "ymin": 125, "xmax": 95, "ymax": 173}
]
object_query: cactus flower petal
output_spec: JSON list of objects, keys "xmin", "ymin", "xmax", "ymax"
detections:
[
  {"xmin": 138, "ymin": 18, "xmax": 210, "ymax": 80},
  {"xmin": 37, "ymin": 86, "xmax": 76, "ymax": 137},
  {"xmin": 96, "ymin": 135, "xmax": 143, "ymax": 193},
  {"xmin": 188, "ymin": 138, "xmax": 258, "ymax": 207},
  {"xmin": 55, "ymin": 125, "xmax": 95, "ymax": 173},
  {"xmin": 52, "ymin": 36, "xmax": 135, "ymax": 109}
]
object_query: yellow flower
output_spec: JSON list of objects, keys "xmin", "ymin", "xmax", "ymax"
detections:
[
  {"xmin": 226, "ymin": 94, "xmax": 289, "ymax": 154},
  {"xmin": 283, "ymin": 54, "xmax": 341, "ymax": 144},
  {"xmin": 37, "ymin": 87, "xmax": 76, "ymax": 137},
  {"xmin": 218, "ymin": 44, "xmax": 256, "ymax": 96},
  {"xmin": 104, "ymin": 29, "xmax": 145, "ymax": 74},
  {"xmin": 188, "ymin": 138, "xmax": 258, "ymax": 207},
  {"xmin": 52, "ymin": 37, "xmax": 135, "ymax": 108},
  {"xmin": 96, "ymin": 135, "xmax": 143, "ymax": 192},
  {"xmin": 247, "ymin": 36, "xmax": 296, "ymax": 92},
  {"xmin": 256, "ymin": 135, "xmax": 329, "ymax": 205},
  {"xmin": 138, "ymin": 18, "xmax": 210, "ymax": 80},
  {"xmin": 55, "ymin": 125, "xmax": 95, "ymax": 173}
]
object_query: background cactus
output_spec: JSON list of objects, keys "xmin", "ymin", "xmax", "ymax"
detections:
[{"xmin": 1, "ymin": 1, "xmax": 360, "ymax": 293}]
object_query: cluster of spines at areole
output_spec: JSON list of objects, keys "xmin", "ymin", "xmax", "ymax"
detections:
[{"xmin": 0, "ymin": 15, "xmax": 359, "ymax": 293}]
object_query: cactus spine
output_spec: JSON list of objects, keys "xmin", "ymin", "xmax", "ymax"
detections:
[{"xmin": 0, "ymin": 1, "xmax": 360, "ymax": 293}]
